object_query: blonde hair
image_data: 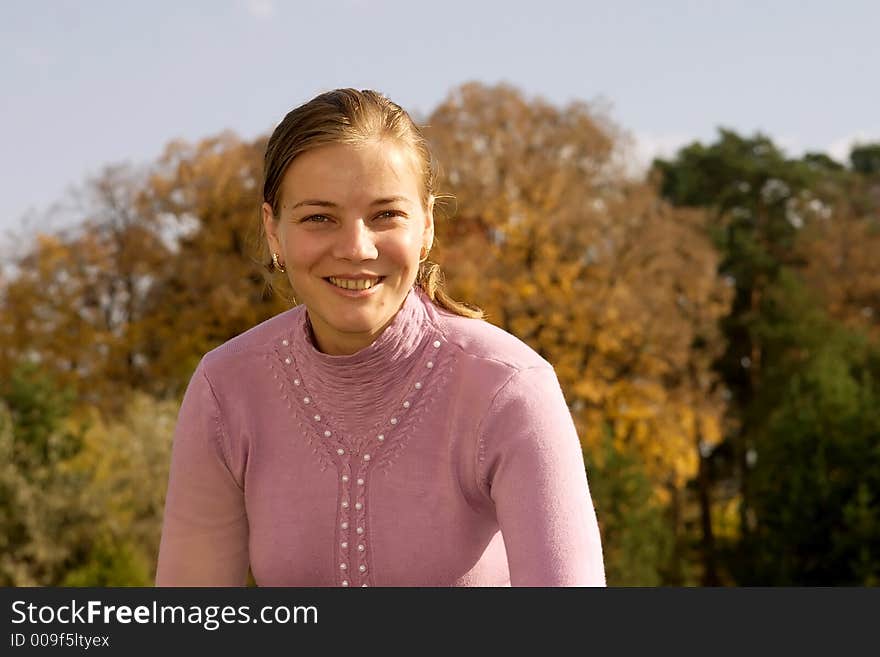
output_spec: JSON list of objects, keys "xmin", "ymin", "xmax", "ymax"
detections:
[{"xmin": 260, "ymin": 88, "xmax": 484, "ymax": 319}]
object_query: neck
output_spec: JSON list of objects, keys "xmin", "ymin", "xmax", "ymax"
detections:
[
  {"xmin": 286, "ymin": 286, "xmax": 440, "ymax": 441},
  {"xmin": 308, "ymin": 322, "xmax": 387, "ymax": 356},
  {"xmin": 290, "ymin": 286, "xmax": 431, "ymax": 378},
  {"xmin": 305, "ymin": 297, "xmax": 409, "ymax": 356}
]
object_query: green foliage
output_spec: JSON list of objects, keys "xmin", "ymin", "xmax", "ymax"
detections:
[
  {"xmin": 587, "ymin": 426, "xmax": 676, "ymax": 586},
  {"xmin": 653, "ymin": 128, "xmax": 829, "ymax": 270},
  {"xmin": 850, "ymin": 143, "xmax": 880, "ymax": 175},
  {"xmin": 0, "ymin": 364, "xmax": 176, "ymax": 585},
  {"xmin": 0, "ymin": 362, "xmax": 95, "ymax": 585},
  {"xmin": 1, "ymin": 361, "xmax": 83, "ymax": 473},
  {"xmin": 655, "ymin": 129, "xmax": 790, "ymax": 208},
  {"xmin": 70, "ymin": 391, "xmax": 177, "ymax": 585},
  {"xmin": 741, "ymin": 272, "xmax": 880, "ymax": 584},
  {"xmin": 61, "ymin": 537, "xmax": 152, "ymax": 587},
  {"xmin": 656, "ymin": 127, "xmax": 880, "ymax": 585},
  {"xmin": 802, "ymin": 152, "xmax": 845, "ymax": 172}
]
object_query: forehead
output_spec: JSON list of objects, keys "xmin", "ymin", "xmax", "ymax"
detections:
[{"xmin": 281, "ymin": 141, "xmax": 421, "ymax": 205}]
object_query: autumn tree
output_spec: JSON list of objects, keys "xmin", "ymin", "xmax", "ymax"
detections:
[
  {"xmin": 0, "ymin": 165, "xmax": 171, "ymax": 416},
  {"xmin": 136, "ymin": 133, "xmax": 288, "ymax": 397},
  {"xmin": 424, "ymin": 82, "xmax": 732, "ymax": 583},
  {"xmin": 795, "ymin": 152, "xmax": 880, "ymax": 342},
  {"xmin": 62, "ymin": 391, "xmax": 178, "ymax": 585},
  {"xmin": 0, "ymin": 135, "xmax": 295, "ymax": 412}
]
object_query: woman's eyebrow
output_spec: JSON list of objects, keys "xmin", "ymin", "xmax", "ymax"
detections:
[
  {"xmin": 291, "ymin": 199, "xmax": 338, "ymax": 209},
  {"xmin": 291, "ymin": 196, "xmax": 411, "ymax": 209},
  {"xmin": 371, "ymin": 196, "xmax": 411, "ymax": 206}
]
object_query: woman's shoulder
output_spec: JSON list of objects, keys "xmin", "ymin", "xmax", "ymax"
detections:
[
  {"xmin": 427, "ymin": 302, "xmax": 552, "ymax": 375},
  {"xmin": 200, "ymin": 306, "xmax": 304, "ymax": 373}
]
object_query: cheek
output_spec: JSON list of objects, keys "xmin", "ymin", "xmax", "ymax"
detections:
[
  {"xmin": 285, "ymin": 238, "xmax": 322, "ymax": 267},
  {"xmin": 385, "ymin": 235, "xmax": 421, "ymax": 268}
]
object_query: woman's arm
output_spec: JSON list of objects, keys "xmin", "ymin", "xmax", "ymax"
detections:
[
  {"xmin": 155, "ymin": 361, "xmax": 250, "ymax": 586},
  {"xmin": 478, "ymin": 365, "xmax": 606, "ymax": 586}
]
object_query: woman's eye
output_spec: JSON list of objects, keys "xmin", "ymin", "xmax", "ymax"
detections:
[
  {"xmin": 377, "ymin": 210, "xmax": 403, "ymax": 220},
  {"xmin": 302, "ymin": 215, "xmax": 329, "ymax": 223}
]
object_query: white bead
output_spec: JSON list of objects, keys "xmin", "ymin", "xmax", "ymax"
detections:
[
  {"xmin": 284, "ymin": 358, "xmax": 291, "ymax": 364},
  {"xmin": 355, "ymin": 502, "xmax": 363, "ymax": 510},
  {"xmin": 358, "ymin": 544, "xmax": 365, "ymax": 552},
  {"xmin": 341, "ymin": 501, "xmax": 349, "ymax": 509},
  {"xmin": 314, "ymin": 414, "xmax": 321, "ymax": 421},
  {"xmin": 337, "ymin": 448, "xmax": 345, "ymax": 456},
  {"xmin": 390, "ymin": 418, "xmax": 398, "ymax": 425},
  {"xmin": 341, "ymin": 474, "xmax": 349, "ymax": 483},
  {"xmin": 356, "ymin": 527, "xmax": 364, "ymax": 534},
  {"xmin": 426, "ymin": 361, "xmax": 433, "ymax": 368},
  {"xmin": 324, "ymin": 430, "xmax": 332, "ymax": 437},
  {"xmin": 403, "ymin": 401, "xmax": 410, "ymax": 408},
  {"xmin": 341, "ymin": 580, "xmax": 349, "ymax": 587},
  {"xmin": 361, "ymin": 584, "xmax": 368, "ymax": 587},
  {"xmin": 357, "ymin": 478, "xmax": 364, "ymax": 485},
  {"xmin": 341, "ymin": 522, "xmax": 349, "ymax": 529},
  {"xmin": 303, "ymin": 396, "xmax": 310, "ymax": 404},
  {"xmin": 377, "ymin": 434, "xmax": 385, "ymax": 442},
  {"xmin": 433, "ymin": 340, "xmax": 441, "ymax": 348},
  {"xmin": 363, "ymin": 454, "xmax": 371, "ymax": 461},
  {"xmin": 340, "ymin": 563, "xmax": 347, "ymax": 570},
  {"xmin": 294, "ymin": 378, "xmax": 300, "ymax": 385},
  {"xmin": 359, "ymin": 565, "xmax": 366, "ymax": 573},
  {"xmin": 282, "ymin": 340, "xmax": 289, "ymax": 346},
  {"xmin": 341, "ymin": 542, "xmax": 348, "ymax": 549},
  {"xmin": 415, "ymin": 382, "xmax": 422, "ymax": 389}
]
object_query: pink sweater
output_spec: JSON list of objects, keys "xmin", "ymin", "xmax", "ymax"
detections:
[{"xmin": 156, "ymin": 286, "xmax": 605, "ymax": 587}]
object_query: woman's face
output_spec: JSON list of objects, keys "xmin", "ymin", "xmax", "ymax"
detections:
[{"xmin": 263, "ymin": 140, "xmax": 434, "ymax": 356}]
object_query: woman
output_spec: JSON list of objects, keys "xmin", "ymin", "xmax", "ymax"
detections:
[{"xmin": 155, "ymin": 88, "xmax": 605, "ymax": 587}]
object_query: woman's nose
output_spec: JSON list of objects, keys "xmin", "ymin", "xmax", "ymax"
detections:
[{"xmin": 334, "ymin": 219, "xmax": 378, "ymax": 261}]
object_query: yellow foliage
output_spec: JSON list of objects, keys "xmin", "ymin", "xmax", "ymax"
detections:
[{"xmin": 426, "ymin": 85, "xmax": 732, "ymax": 497}]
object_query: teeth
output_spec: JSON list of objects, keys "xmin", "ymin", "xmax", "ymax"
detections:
[{"xmin": 328, "ymin": 277, "xmax": 380, "ymax": 291}]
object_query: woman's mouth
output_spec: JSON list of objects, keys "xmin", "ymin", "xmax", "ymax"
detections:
[{"xmin": 325, "ymin": 276, "xmax": 385, "ymax": 291}]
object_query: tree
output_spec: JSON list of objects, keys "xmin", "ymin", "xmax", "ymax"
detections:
[
  {"xmin": 654, "ymin": 130, "xmax": 824, "ymax": 548},
  {"xmin": 793, "ymin": 149, "xmax": 880, "ymax": 343},
  {"xmin": 0, "ymin": 362, "xmax": 94, "ymax": 585},
  {"xmin": 0, "ymin": 165, "xmax": 172, "ymax": 416},
  {"xmin": 62, "ymin": 391, "xmax": 178, "ymax": 585},
  {"xmin": 850, "ymin": 143, "xmax": 880, "ymax": 175},
  {"xmin": 744, "ymin": 272, "xmax": 880, "ymax": 584},
  {"xmin": 138, "ymin": 133, "xmax": 288, "ymax": 397},
  {"xmin": 586, "ymin": 432, "xmax": 675, "ymax": 586},
  {"xmin": 655, "ymin": 129, "xmax": 880, "ymax": 583},
  {"xmin": 425, "ymin": 83, "xmax": 731, "ymax": 582}
]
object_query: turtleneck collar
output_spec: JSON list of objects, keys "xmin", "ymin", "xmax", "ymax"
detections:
[
  {"xmin": 293, "ymin": 285, "xmax": 428, "ymax": 370},
  {"xmin": 279, "ymin": 285, "xmax": 447, "ymax": 446},
  {"xmin": 287, "ymin": 287, "xmax": 437, "ymax": 429}
]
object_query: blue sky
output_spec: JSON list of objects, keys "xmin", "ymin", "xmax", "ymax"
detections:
[{"xmin": 2, "ymin": 0, "xmax": 879, "ymax": 243}]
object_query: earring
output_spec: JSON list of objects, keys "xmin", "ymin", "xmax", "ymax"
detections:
[
  {"xmin": 419, "ymin": 246, "xmax": 430, "ymax": 264},
  {"xmin": 272, "ymin": 252, "xmax": 286, "ymax": 273}
]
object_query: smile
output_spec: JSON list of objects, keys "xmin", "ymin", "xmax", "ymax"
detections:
[{"xmin": 325, "ymin": 276, "xmax": 384, "ymax": 290}]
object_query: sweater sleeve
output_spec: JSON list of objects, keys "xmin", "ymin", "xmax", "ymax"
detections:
[
  {"xmin": 477, "ymin": 366, "xmax": 606, "ymax": 587},
  {"xmin": 155, "ymin": 360, "xmax": 250, "ymax": 586}
]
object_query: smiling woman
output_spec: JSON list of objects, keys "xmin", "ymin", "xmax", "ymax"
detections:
[
  {"xmin": 262, "ymin": 139, "xmax": 433, "ymax": 356},
  {"xmin": 155, "ymin": 88, "xmax": 606, "ymax": 587}
]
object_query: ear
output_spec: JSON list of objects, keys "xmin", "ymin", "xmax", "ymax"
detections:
[
  {"xmin": 262, "ymin": 202, "xmax": 283, "ymax": 254},
  {"xmin": 424, "ymin": 194, "xmax": 435, "ymax": 250}
]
